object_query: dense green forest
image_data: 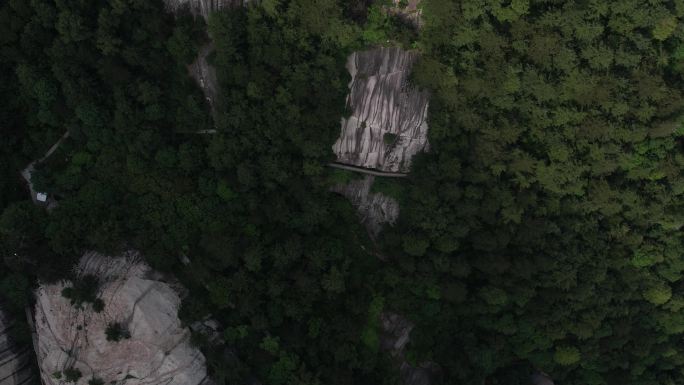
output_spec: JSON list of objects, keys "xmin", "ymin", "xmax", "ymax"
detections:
[{"xmin": 1, "ymin": 0, "xmax": 684, "ymax": 384}]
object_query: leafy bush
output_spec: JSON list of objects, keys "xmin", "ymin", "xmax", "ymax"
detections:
[
  {"xmin": 383, "ymin": 132, "xmax": 398, "ymax": 145},
  {"xmin": 63, "ymin": 367, "xmax": 82, "ymax": 382},
  {"xmin": 61, "ymin": 274, "xmax": 101, "ymax": 309},
  {"xmin": 554, "ymin": 347, "xmax": 581, "ymax": 366},
  {"xmin": 105, "ymin": 323, "xmax": 131, "ymax": 342}
]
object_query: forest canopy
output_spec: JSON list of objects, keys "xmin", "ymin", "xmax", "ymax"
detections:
[{"xmin": 1, "ymin": 0, "xmax": 684, "ymax": 385}]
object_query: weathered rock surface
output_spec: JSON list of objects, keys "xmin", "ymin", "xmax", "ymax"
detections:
[
  {"xmin": 380, "ymin": 312, "xmax": 440, "ymax": 385},
  {"xmin": 331, "ymin": 175, "xmax": 399, "ymax": 237},
  {"xmin": 189, "ymin": 43, "xmax": 219, "ymax": 111},
  {"xmin": 34, "ymin": 251, "xmax": 209, "ymax": 385},
  {"xmin": 0, "ymin": 308, "xmax": 34, "ymax": 385},
  {"xmin": 531, "ymin": 372, "xmax": 555, "ymax": 385},
  {"xmin": 163, "ymin": 0, "xmax": 240, "ymax": 21},
  {"xmin": 333, "ymin": 46, "xmax": 429, "ymax": 173},
  {"xmin": 21, "ymin": 131, "xmax": 69, "ymax": 208}
]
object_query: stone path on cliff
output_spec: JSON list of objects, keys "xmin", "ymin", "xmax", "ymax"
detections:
[{"xmin": 328, "ymin": 162, "xmax": 408, "ymax": 178}]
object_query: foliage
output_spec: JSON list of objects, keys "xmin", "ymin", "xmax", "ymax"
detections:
[
  {"xmin": 382, "ymin": 132, "xmax": 397, "ymax": 145},
  {"xmin": 370, "ymin": 178, "xmax": 405, "ymax": 201},
  {"xmin": 61, "ymin": 275, "xmax": 102, "ymax": 310},
  {"xmin": 105, "ymin": 322, "xmax": 131, "ymax": 342},
  {"xmin": 376, "ymin": 0, "xmax": 684, "ymax": 383},
  {"xmin": 361, "ymin": 2, "xmax": 417, "ymax": 47},
  {"xmin": 553, "ymin": 346, "xmax": 581, "ymax": 366},
  {"xmin": 360, "ymin": 296, "xmax": 384, "ymax": 351},
  {"xmin": 63, "ymin": 367, "xmax": 82, "ymax": 383},
  {"xmin": 2, "ymin": 0, "xmax": 684, "ymax": 384}
]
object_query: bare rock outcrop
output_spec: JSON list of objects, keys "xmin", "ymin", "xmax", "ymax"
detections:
[
  {"xmin": 531, "ymin": 372, "xmax": 555, "ymax": 385},
  {"xmin": 380, "ymin": 312, "xmax": 440, "ymax": 385},
  {"xmin": 34, "ymin": 251, "xmax": 209, "ymax": 385},
  {"xmin": 333, "ymin": 46, "xmax": 429, "ymax": 173},
  {"xmin": 189, "ymin": 43, "xmax": 220, "ymax": 111},
  {"xmin": 163, "ymin": 0, "xmax": 240, "ymax": 21},
  {"xmin": 0, "ymin": 308, "xmax": 34, "ymax": 385},
  {"xmin": 332, "ymin": 175, "xmax": 399, "ymax": 237}
]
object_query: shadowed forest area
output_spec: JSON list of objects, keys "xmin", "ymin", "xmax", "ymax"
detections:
[{"xmin": 1, "ymin": 0, "xmax": 684, "ymax": 385}]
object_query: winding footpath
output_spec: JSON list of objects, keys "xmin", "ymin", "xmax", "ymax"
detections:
[{"xmin": 20, "ymin": 131, "xmax": 69, "ymax": 204}]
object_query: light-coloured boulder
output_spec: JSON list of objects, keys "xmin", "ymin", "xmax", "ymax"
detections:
[
  {"xmin": 333, "ymin": 46, "xmax": 430, "ymax": 173},
  {"xmin": 331, "ymin": 175, "xmax": 399, "ymax": 237},
  {"xmin": 34, "ymin": 251, "xmax": 209, "ymax": 385},
  {"xmin": 0, "ymin": 308, "xmax": 34, "ymax": 385}
]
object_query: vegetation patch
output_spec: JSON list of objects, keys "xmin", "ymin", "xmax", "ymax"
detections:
[
  {"xmin": 63, "ymin": 367, "xmax": 82, "ymax": 383},
  {"xmin": 61, "ymin": 274, "xmax": 104, "ymax": 311},
  {"xmin": 105, "ymin": 322, "xmax": 131, "ymax": 342}
]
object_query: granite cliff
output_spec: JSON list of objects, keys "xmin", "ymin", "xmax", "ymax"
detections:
[
  {"xmin": 333, "ymin": 46, "xmax": 429, "ymax": 173},
  {"xmin": 332, "ymin": 46, "xmax": 429, "ymax": 237}
]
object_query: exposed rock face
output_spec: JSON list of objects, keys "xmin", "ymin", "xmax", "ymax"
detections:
[
  {"xmin": 189, "ymin": 43, "xmax": 219, "ymax": 111},
  {"xmin": 380, "ymin": 312, "xmax": 440, "ymax": 385},
  {"xmin": 34, "ymin": 251, "xmax": 209, "ymax": 385},
  {"xmin": 163, "ymin": 0, "xmax": 240, "ymax": 21},
  {"xmin": 164, "ymin": 0, "xmax": 245, "ymax": 124},
  {"xmin": 333, "ymin": 46, "xmax": 429, "ymax": 173},
  {"xmin": 0, "ymin": 308, "xmax": 34, "ymax": 385},
  {"xmin": 331, "ymin": 175, "xmax": 399, "ymax": 237}
]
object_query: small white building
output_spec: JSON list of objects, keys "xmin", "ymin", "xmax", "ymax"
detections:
[{"xmin": 36, "ymin": 192, "xmax": 48, "ymax": 203}]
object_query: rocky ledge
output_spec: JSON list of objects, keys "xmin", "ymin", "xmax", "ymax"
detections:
[{"xmin": 34, "ymin": 251, "xmax": 210, "ymax": 385}]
